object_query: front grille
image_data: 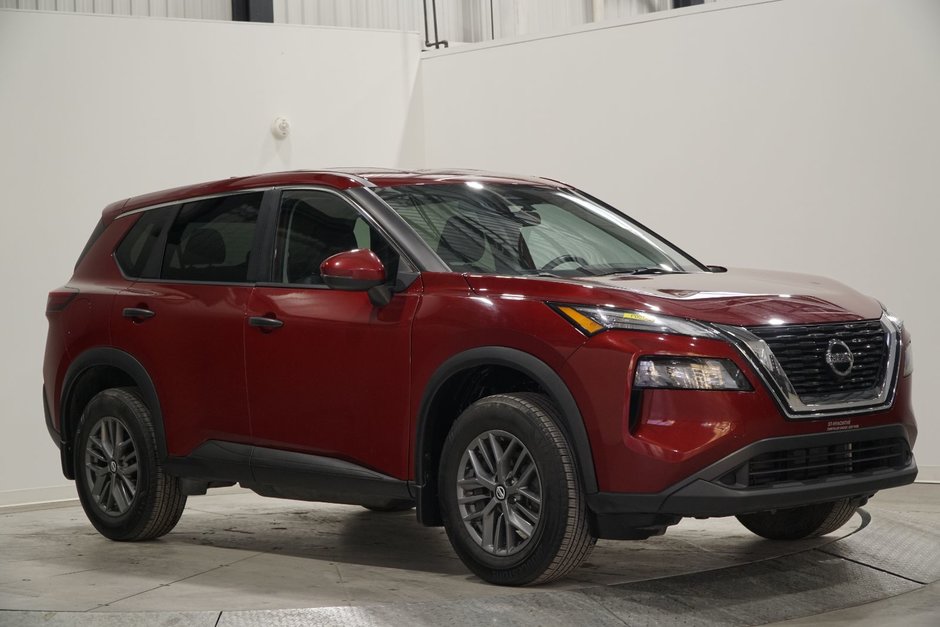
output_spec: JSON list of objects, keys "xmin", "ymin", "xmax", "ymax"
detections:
[
  {"xmin": 737, "ymin": 438, "xmax": 910, "ymax": 488},
  {"xmin": 748, "ymin": 319, "xmax": 888, "ymax": 401}
]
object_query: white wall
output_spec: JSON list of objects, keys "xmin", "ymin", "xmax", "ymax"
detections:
[
  {"xmin": 0, "ymin": 10, "xmax": 421, "ymax": 499},
  {"xmin": 418, "ymin": 0, "xmax": 940, "ymax": 466}
]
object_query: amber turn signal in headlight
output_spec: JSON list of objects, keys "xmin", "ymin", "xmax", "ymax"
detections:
[{"xmin": 552, "ymin": 304, "xmax": 718, "ymax": 337}]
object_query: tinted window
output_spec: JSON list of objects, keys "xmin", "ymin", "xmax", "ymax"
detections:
[
  {"xmin": 274, "ymin": 190, "xmax": 399, "ymax": 285},
  {"xmin": 162, "ymin": 193, "xmax": 262, "ymax": 283},
  {"xmin": 75, "ymin": 218, "xmax": 108, "ymax": 270},
  {"xmin": 114, "ymin": 207, "xmax": 174, "ymax": 278}
]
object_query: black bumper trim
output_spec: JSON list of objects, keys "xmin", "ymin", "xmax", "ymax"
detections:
[
  {"xmin": 588, "ymin": 424, "xmax": 917, "ymax": 518},
  {"xmin": 43, "ymin": 384, "xmax": 62, "ymax": 450}
]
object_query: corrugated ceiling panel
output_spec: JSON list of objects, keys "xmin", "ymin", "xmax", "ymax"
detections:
[{"xmin": 2, "ymin": 0, "xmax": 231, "ymax": 19}]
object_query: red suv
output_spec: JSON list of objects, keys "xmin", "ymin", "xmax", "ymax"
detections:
[{"xmin": 43, "ymin": 169, "xmax": 917, "ymax": 585}]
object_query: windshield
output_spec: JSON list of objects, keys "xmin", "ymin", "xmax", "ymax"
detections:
[{"xmin": 375, "ymin": 183, "xmax": 704, "ymax": 277}]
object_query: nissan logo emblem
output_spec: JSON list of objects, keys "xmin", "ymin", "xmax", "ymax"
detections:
[{"xmin": 825, "ymin": 339, "xmax": 855, "ymax": 377}]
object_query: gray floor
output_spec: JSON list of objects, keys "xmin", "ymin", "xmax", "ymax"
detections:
[{"xmin": 0, "ymin": 483, "xmax": 937, "ymax": 626}]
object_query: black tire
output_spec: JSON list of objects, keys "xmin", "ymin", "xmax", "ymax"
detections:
[
  {"xmin": 736, "ymin": 498, "xmax": 859, "ymax": 540},
  {"xmin": 74, "ymin": 388, "xmax": 186, "ymax": 541},
  {"xmin": 439, "ymin": 393, "xmax": 595, "ymax": 586},
  {"xmin": 361, "ymin": 500, "xmax": 415, "ymax": 513}
]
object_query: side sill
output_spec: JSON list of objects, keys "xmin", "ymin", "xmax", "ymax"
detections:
[{"xmin": 164, "ymin": 441, "xmax": 413, "ymax": 507}]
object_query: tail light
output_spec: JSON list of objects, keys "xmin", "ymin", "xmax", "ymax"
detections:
[{"xmin": 46, "ymin": 287, "xmax": 79, "ymax": 313}]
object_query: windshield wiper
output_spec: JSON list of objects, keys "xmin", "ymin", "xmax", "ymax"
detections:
[{"xmin": 599, "ymin": 267, "xmax": 686, "ymax": 276}]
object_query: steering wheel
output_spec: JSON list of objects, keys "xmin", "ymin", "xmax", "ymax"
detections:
[{"xmin": 541, "ymin": 254, "xmax": 590, "ymax": 272}]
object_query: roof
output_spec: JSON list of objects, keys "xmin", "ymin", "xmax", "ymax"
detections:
[{"xmin": 107, "ymin": 168, "xmax": 569, "ymax": 220}]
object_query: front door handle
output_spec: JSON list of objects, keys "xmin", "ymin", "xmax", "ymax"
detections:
[
  {"xmin": 122, "ymin": 307, "xmax": 155, "ymax": 320},
  {"xmin": 249, "ymin": 316, "xmax": 284, "ymax": 330}
]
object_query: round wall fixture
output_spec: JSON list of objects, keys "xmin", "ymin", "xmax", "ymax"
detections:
[{"xmin": 272, "ymin": 116, "xmax": 291, "ymax": 139}]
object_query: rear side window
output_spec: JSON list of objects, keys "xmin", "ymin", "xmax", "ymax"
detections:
[
  {"xmin": 162, "ymin": 192, "xmax": 262, "ymax": 283},
  {"xmin": 114, "ymin": 208, "xmax": 174, "ymax": 278},
  {"xmin": 75, "ymin": 218, "xmax": 108, "ymax": 270}
]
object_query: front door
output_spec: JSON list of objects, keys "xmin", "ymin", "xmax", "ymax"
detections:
[{"xmin": 244, "ymin": 189, "xmax": 420, "ymax": 479}]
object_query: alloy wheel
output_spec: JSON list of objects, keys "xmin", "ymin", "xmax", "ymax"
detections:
[
  {"xmin": 83, "ymin": 416, "xmax": 139, "ymax": 516},
  {"xmin": 456, "ymin": 429, "xmax": 542, "ymax": 556}
]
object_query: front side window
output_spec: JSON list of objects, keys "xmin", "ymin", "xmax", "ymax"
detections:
[
  {"xmin": 376, "ymin": 184, "xmax": 704, "ymax": 277},
  {"xmin": 162, "ymin": 192, "xmax": 262, "ymax": 283},
  {"xmin": 273, "ymin": 190, "xmax": 400, "ymax": 285}
]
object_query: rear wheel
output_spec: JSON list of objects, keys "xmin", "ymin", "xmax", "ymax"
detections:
[
  {"xmin": 736, "ymin": 498, "xmax": 859, "ymax": 540},
  {"xmin": 74, "ymin": 388, "xmax": 186, "ymax": 541},
  {"xmin": 439, "ymin": 393, "xmax": 595, "ymax": 586}
]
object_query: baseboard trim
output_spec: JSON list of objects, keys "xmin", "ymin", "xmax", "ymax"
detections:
[
  {"xmin": 0, "ymin": 484, "xmax": 75, "ymax": 509},
  {"xmin": 915, "ymin": 465, "xmax": 940, "ymax": 483}
]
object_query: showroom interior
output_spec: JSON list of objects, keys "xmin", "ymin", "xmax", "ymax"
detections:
[{"xmin": 0, "ymin": 0, "xmax": 938, "ymax": 625}]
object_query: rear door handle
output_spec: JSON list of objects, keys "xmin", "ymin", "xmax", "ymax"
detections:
[
  {"xmin": 122, "ymin": 307, "xmax": 155, "ymax": 320},
  {"xmin": 249, "ymin": 316, "xmax": 284, "ymax": 330}
]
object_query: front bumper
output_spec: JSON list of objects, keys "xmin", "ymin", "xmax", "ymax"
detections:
[{"xmin": 586, "ymin": 424, "xmax": 916, "ymax": 538}]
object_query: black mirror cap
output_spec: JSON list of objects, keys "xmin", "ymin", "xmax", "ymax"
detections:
[{"xmin": 707, "ymin": 265, "xmax": 728, "ymax": 273}]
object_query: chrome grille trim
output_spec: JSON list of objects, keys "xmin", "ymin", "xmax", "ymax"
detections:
[{"xmin": 714, "ymin": 313, "xmax": 900, "ymax": 419}]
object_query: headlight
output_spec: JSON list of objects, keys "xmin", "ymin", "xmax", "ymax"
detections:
[
  {"xmin": 903, "ymin": 343, "xmax": 913, "ymax": 377},
  {"xmin": 552, "ymin": 304, "xmax": 718, "ymax": 337},
  {"xmin": 634, "ymin": 356, "xmax": 752, "ymax": 391}
]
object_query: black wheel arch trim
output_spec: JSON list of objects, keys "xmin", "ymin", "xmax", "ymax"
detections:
[
  {"xmin": 414, "ymin": 346, "xmax": 598, "ymax": 524},
  {"xmin": 59, "ymin": 347, "xmax": 167, "ymax": 479}
]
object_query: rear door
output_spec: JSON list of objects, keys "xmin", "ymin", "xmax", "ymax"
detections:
[
  {"xmin": 111, "ymin": 191, "xmax": 267, "ymax": 457},
  {"xmin": 244, "ymin": 188, "xmax": 420, "ymax": 479}
]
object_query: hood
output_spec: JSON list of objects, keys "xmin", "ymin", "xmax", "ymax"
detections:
[{"xmin": 465, "ymin": 268, "xmax": 884, "ymax": 327}]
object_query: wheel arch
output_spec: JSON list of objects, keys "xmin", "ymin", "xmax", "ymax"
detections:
[
  {"xmin": 60, "ymin": 347, "xmax": 166, "ymax": 479},
  {"xmin": 414, "ymin": 346, "xmax": 597, "ymax": 526}
]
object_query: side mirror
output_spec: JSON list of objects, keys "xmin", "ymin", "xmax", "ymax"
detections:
[
  {"xmin": 320, "ymin": 249, "xmax": 393, "ymax": 307},
  {"xmin": 707, "ymin": 265, "xmax": 728, "ymax": 273},
  {"xmin": 320, "ymin": 249, "xmax": 386, "ymax": 291}
]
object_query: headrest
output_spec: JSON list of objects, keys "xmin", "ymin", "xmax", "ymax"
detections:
[
  {"xmin": 437, "ymin": 215, "xmax": 486, "ymax": 265},
  {"xmin": 182, "ymin": 227, "xmax": 226, "ymax": 266}
]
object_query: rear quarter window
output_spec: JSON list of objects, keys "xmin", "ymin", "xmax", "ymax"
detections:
[
  {"xmin": 74, "ymin": 218, "xmax": 108, "ymax": 270},
  {"xmin": 114, "ymin": 207, "xmax": 176, "ymax": 278}
]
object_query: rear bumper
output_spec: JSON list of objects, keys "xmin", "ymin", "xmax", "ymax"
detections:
[
  {"xmin": 587, "ymin": 424, "xmax": 916, "ymax": 538},
  {"xmin": 43, "ymin": 384, "xmax": 61, "ymax": 450}
]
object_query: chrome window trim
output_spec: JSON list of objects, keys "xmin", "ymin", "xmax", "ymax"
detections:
[
  {"xmin": 114, "ymin": 185, "xmax": 420, "ymax": 285},
  {"xmin": 114, "ymin": 188, "xmax": 272, "ymax": 219},
  {"xmin": 714, "ymin": 313, "xmax": 900, "ymax": 419}
]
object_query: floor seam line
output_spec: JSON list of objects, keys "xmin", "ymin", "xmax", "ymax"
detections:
[
  {"xmin": 83, "ymin": 551, "xmax": 265, "ymax": 611},
  {"xmin": 214, "ymin": 610, "xmax": 223, "ymax": 627},
  {"xmin": 584, "ymin": 593, "xmax": 631, "ymax": 627},
  {"xmin": 814, "ymin": 548, "xmax": 928, "ymax": 585}
]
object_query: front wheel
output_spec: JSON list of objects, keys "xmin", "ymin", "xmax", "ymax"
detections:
[
  {"xmin": 439, "ymin": 393, "xmax": 595, "ymax": 586},
  {"xmin": 736, "ymin": 498, "xmax": 859, "ymax": 540},
  {"xmin": 74, "ymin": 388, "xmax": 187, "ymax": 541}
]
